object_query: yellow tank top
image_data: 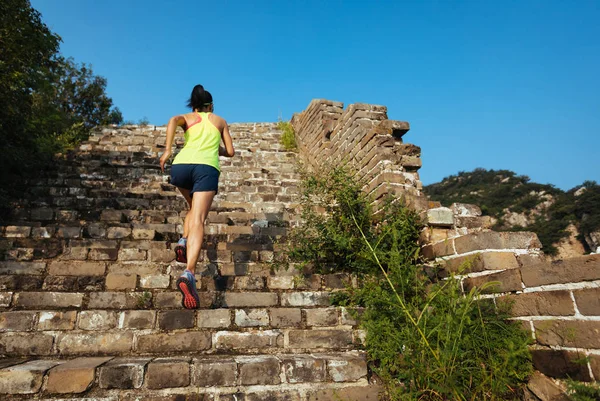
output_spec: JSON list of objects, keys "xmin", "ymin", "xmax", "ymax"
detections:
[{"xmin": 172, "ymin": 112, "xmax": 221, "ymax": 171}]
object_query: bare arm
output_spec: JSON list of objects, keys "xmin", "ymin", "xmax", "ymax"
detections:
[
  {"xmin": 219, "ymin": 122, "xmax": 235, "ymax": 157},
  {"xmin": 160, "ymin": 115, "xmax": 186, "ymax": 172}
]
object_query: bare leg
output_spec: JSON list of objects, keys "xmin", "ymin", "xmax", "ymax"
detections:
[
  {"xmin": 177, "ymin": 188, "xmax": 192, "ymax": 238},
  {"xmin": 186, "ymin": 190, "xmax": 216, "ymax": 273}
]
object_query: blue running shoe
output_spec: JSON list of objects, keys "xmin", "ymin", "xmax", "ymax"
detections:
[{"xmin": 176, "ymin": 270, "xmax": 199, "ymax": 309}]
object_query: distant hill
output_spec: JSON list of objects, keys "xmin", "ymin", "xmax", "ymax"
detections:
[{"xmin": 424, "ymin": 168, "xmax": 600, "ymax": 256}]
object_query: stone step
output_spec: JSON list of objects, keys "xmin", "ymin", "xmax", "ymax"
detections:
[{"xmin": 0, "ymin": 353, "xmax": 379, "ymax": 400}]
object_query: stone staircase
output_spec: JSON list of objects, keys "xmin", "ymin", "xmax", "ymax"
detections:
[{"xmin": 0, "ymin": 124, "xmax": 380, "ymax": 400}]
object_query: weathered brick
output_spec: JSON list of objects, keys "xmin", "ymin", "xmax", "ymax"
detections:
[
  {"xmin": 270, "ymin": 308, "xmax": 302, "ymax": 328},
  {"xmin": 234, "ymin": 276, "xmax": 264, "ymax": 290},
  {"xmin": 0, "ymin": 261, "xmax": 45, "ymax": 275},
  {"xmin": 100, "ymin": 210, "xmax": 123, "ymax": 222},
  {"xmin": 107, "ymin": 227, "xmax": 132, "ymax": 239},
  {"xmin": 99, "ymin": 357, "xmax": 152, "ymax": 389},
  {"xmin": 237, "ymin": 355, "xmax": 281, "ymax": 385},
  {"xmin": 146, "ymin": 358, "xmax": 190, "ymax": 389},
  {"xmin": 281, "ymin": 292, "xmax": 330, "ymax": 307},
  {"xmin": 85, "ymin": 223, "xmax": 107, "ymax": 238},
  {"xmin": 48, "ymin": 261, "xmax": 106, "ymax": 276},
  {"xmin": 140, "ymin": 274, "xmax": 170, "ymax": 289},
  {"xmin": 534, "ymin": 320, "xmax": 600, "ymax": 348},
  {"xmin": 105, "ymin": 273, "xmax": 137, "ymax": 290},
  {"xmin": 0, "ymin": 333, "xmax": 54, "ymax": 355},
  {"xmin": 521, "ymin": 255, "xmax": 600, "ymax": 287},
  {"xmin": 305, "ymin": 308, "xmax": 339, "ymax": 326},
  {"xmin": 214, "ymin": 330, "xmax": 283, "ymax": 350},
  {"xmin": 443, "ymin": 252, "xmax": 519, "ymax": 274},
  {"xmin": 421, "ymin": 239, "xmax": 455, "ymax": 260},
  {"xmin": 267, "ymin": 276, "xmax": 295, "ymax": 290},
  {"xmin": 573, "ymin": 288, "xmax": 600, "ymax": 316},
  {"xmin": 57, "ymin": 332, "xmax": 134, "ymax": 355},
  {"xmin": 193, "ymin": 357, "xmax": 237, "ymax": 387},
  {"xmin": 499, "ymin": 291, "xmax": 574, "ymax": 316},
  {"xmin": 31, "ymin": 208, "xmax": 54, "ymax": 221},
  {"xmin": 60, "ymin": 247, "xmax": 89, "ymax": 260},
  {"xmin": 56, "ymin": 226, "xmax": 82, "ymax": 239},
  {"xmin": 326, "ymin": 354, "xmax": 368, "ymax": 382},
  {"xmin": 4, "ymin": 226, "xmax": 31, "ymax": 238},
  {"xmin": 149, "ymin": 249, "xmax": 174, "ymax": 263},
  {"xmin": 88, "ymin": 292, "xmax": 141, "ymax": 309},
  {"xmin": 235, "ymin": 309, "xmax": 269, "ymax": 327},
  {"xmin": 0, "ymin": 292, "xmax": 12, "ymax": 307},
  {"xmin": 43, "ymin": 275, "xmax": 77, "ymax": 291},
  {"xmin": 340, "ymin": 307, "xmax": 363, "ymax": 326},
  {"xmin": 288, "ymin": 330, "xmax": 353, "ymax": 349},
  {"xmin": 281, "ymin": 355, "xmax": 325, "ymax": 383},
  {"xmin": 158, "ymin": 310, "xmax": 195, "ymax": 330},
  {"xmin": 79, "ymin": 310, "xmax": 118, "ymax": 330},
  {"xmin": 132, "ymin": 228, "xmax": 156, "ymax": 240},
  {"xmin": 462, "ymin": 269, "xmax": 522, "ymax": 294},
  {"xmin": 119, "ymin": 310, "xmax": 156, "ymax": 329},
  {"xmin": 88, "ymin": 248, "xmax": 118, "ymax": 261},
  {"xmin": 223, "ymin": 292, "xmax": 278, "ymax": 307},
  {"xmin": 198, "ymin": 309, "xmax": 231, "ymax": 328},
  {"xmin": 527, "ymin": 371, "xmax": 570, "ymax": 401},
  {"xmin": 306, "ymin": 385, "xmax": 382, "ymax": 401},
  {"xmin": 0, "ymin": 360, "xmax": 61, "ymax": 394},
  {"xmin": 118, "ymin": 248, "xmax": 147, "ymax": 261},
  {"xmin": 453, "ymin": 231, "xmax": 541, "ymax": 254},
  {"xmin": 137, "ymin": 332, "xmax": 211, "ymax": 353},
  {"xmin": 323, "ymin": 274, "xmax": 352, "ymax": 289},
  {"xmin": 590, "ymin": 355, "xmax": 600, "ymax": 382},
  {"xmin": 45, "ymin": 357, "xmax": 112, "ymax": 394},
  {"xmin": 14, "ymin": 292, "xmax": 83, "ymax": 309},
  {"xmin": 31, "ymin": 226, "xmax": 55, "ymax": 238},
  {"xmin": 531, "ymin": 349, "xmax": 591, "ymax": 381},
  {"xmin": 0, "ymin": 311, "xmax": 37, "ymax": 332},
  {"xmin": 37, "ymin": 311, "xmax": 77, "ymax": 330},
  {"xmin": 154, "ymin": 292, "xmax": 180, "ymax": 308}
]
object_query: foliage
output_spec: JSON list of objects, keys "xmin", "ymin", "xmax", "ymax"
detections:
[
  {"xmin": 0, "ymin": 0, "xmax": 122, "ymax": 215},
  {"xmin": 286, "ymin": 167, "xmax": 533, "ymax": 400},
  {"xmin": 277, "ymin": 120, "xmax": 297, "ymax": 151},
  {"xmin": 424, "ymin": 168, "xmax": 600, "ymax": 255},
  {"xmin": 566, "ymin": 380, "xmax": 600, "ymax": 401}
]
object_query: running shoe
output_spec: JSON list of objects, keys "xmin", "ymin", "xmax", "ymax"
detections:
[
  {"xmin": 176, "ymin": 270, "xmax": 199, "ymax": 309},
  {"xmin": 175, "ymin": 237, "xmax": 187, "ymax": 263}
]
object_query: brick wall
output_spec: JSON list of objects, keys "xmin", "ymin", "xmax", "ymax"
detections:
[{"xmin": 291, "ymin": 99, "xmax": 427, "ymax": 211}]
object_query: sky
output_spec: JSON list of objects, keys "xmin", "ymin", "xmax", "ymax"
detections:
[{"xmin": 31, "ymin": 0, "xmax": 599, "ymax": 190}]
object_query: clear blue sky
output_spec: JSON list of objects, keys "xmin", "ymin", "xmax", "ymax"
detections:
[{"xmin": 31, "ymin": 0, "xmax": 599, "ymax": 190}]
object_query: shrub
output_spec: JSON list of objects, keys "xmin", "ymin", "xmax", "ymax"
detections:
[
  {"xmin": 277, "ymin": 120, "xmax": 296, "ymax": 151},
  {"xmin": 285, "ymin": 167, "xmax": 533, "ymax": 400}
]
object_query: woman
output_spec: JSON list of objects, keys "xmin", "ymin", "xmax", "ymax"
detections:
[{"xmin": 160, "ymin": 84, "xmax": 235, "ymax": 309}]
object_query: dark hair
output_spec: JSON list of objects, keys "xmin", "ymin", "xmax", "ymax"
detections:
[{"xmin": 187, "ymin": 84, "xmax": 213, "ymax": 110}]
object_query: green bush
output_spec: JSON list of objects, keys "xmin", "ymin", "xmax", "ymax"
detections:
[
  {"xmin": 277, "ymin": 120, "xmax": 297, "ymax": 151},
  {"xmin": 286, "ymin": 167, "xmax": 533, "ymax": 400},
  {"xmin": 567, "ymin": 380, "xmax": 600, "ymax": 401}
]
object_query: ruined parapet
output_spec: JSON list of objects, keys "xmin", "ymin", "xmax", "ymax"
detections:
[{"xmin": 292, "ymin": 99, "xmax": 427, "ymax": 211}]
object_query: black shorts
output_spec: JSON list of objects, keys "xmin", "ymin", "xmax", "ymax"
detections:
[{"xmin": 170, "ymin": 164, "xmax": 220, "ymax": 195}]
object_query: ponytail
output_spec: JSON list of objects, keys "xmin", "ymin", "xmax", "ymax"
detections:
[{"xmin": 187, "ymin": 84, "xmax": 213, "ymax": 110}]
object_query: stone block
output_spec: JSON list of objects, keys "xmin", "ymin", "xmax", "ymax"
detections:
[
  {"xmin": 462, "ymin": 269, "xmax": 522, "ymax": 294},
  {"xmin": 281, "ymin": 292, "xmax": 330, "ymax": 307},
  {"xmin": 427, "ymin": 207, "xmax": 454, "ymax": 227},
  {"xmin": 57, "ymin": 332, "xmax": 134, "ymax": 355},
  {"xmin": 45, "ymin": 357, "xmax": 112, "ymax": 394},
  {"xmin": 288, "ymin": 329, "xmax": 353, "ymax": 349},
  {"xmin": 98, "ymin": 357, "xmax": 152, "ymax": 389},
  {"xmin": 573, "ymin": 288, "xmax": 600, "ymax": 316},
  {"xmin": 14, "ymin": 292, "xmax": 83, "ymax": 309},
  {"xmin": 56, "ymin": 226, "xmax": 82, "ymax": 239},
  {"xmin": 235, "ymin": 309, "xmax": 269, "ymax": 327},
  {"xmin": 158, "ymin": 310, "xmax": 195, "ymax": 330},
  {"xmin": 0, "ymin": 311, "xmax": 36, "ymax": 332},
  {"xmin": 245, "ymin": 390, "xmax": 302, "ymax": 401},
  {"xmin": 193, "ymin": 357, "xmax": 237, "ymax": 387},
  {"xmin": 0, "ymin": 261, "xmax": 46, "ymax": 275},
  {"xmin": 31, "ymin": 208, "xmax": 54, "ymax": 221},
  {"xmin": 78, "ymin": 310, "xmax": 118, "ymax": 330},
  {"xmin": 214, "ymin": 330, "xmax": 283, "ymax": 350},
  {"xmin": 281, "ymin": 355, "xmax": 326, "ymax": 383},
  {"xmin": 85, "ymin": 223, "xmax": 107, "ymax": 238},
  {"xmin": 105, "ymin": 273, "xmax": 137, "ymax": 290},
  {"xmin": 498, "ymin": 291, "xmax": 574, "ymax": 317},
  {"xmin": 88, "ymin": 292, "xmax": 140, "ymax": 309},
  {"xmin": 237, "ymin": 355, "xmax": 281, "ymax": 385},
  {"xmin": 270, "ymin": 308, "xmax": 302, "ymax": 328},
  {"xmin": 0, "ymin": 292, "xmax": 12, "ymax": 307},
  {"xmin": 149, "ymin": 249, "xmax": 174, "ymax": 263},
  {"xmin": 0, "ymin": 360, "xmax": 61, "ymax": 394},
  {"xmin": 234, "ymin": 276, "xmax": 264, "ymax": 290},
  {"xmin": 527, "ymin": 371, "xmax": 570, "ymax": 401},
  {"xmin": 4, "ymin": 226, "xmax": 31, "ymax": 238},
  {"xmin": 534, "ymin": 320, "xmax": 600, "ymax": 349},
  {"xmin": 107, "ymin": 227, "xmax": 131, "ymax": 239},
  {"xmin": 0, "ymin": 333, "xmax": 54, "ymax": 355},
  {"xmin": 88, "ymin": 248, "xmax": 118, "ymax": 261},
  {"xmin": 118, "ymin": 248, "xmax": 147, "ymax": 261},
  {"xmin": 267, "ymin": 276, "xmax": 295, "ymax": 290},
  {"xmin": 154, "ymin": 292, "xmax": 180, "ymax": 308},
  {"xmin": 61, "ymin": 247, "xmax": 89, "ymax": 260},
  {"xmin": 119, "ymin": 310, "xmax": 156, "ymax": 329},
  {"xmin": 453, "ymin": 231, "xmax": 541, "ymax": 254},
  {"xmin": 421, "ymin": 240, "xmax": 455, "ymax": 260},
  {"xmin": 140, "ymin": 274, "xmax": 170, "ymax": 289},
  {"xmin": 326, "ymin": 354, "xmax": 368, "ymax": 382},
  {"xmin": 136, "ymin": 332, "xmax": 211, "ymax": 353},
  {"xmin": 48, "ymin": 261, "xmax": 106, "ymax": 276},
  {"xmin": 223, "ymin": 292, "xmax": 278, "ymax": 307},
  {"xmin": 451, "ymin": 203, "xmax": 482, "ymax": 217},
  {"xmin": 443, "ymin": 252, "xmax": 519, "ymax": 274},
  {"xmin": 305, "ymin": 308, "xmax": 339, "ymax": 326},
  {"xmin": 43, "ymin": 275, "xmax": 77, "ymax": 291},
  {"xmin": 531, "ymin": 349, "xmax": 591, "ymax": 382},
  {"xmin": 37, "ymin": 311, "xmax": 77, "ymax": 330},
  {"xmin": 198, "ymin": 309, "xmax": 231, "ymax": 328},
  {"xmin": 590, "ymin": 355, "xmax": 600, "ymax": 381},
  {"xmin": 146, "ymin": 358, "xmax": 190, "ymax": 389},
  {"xmin": 132, "ymin": 228, "xmax": 156, "ymax": 240},
  {"xmin": 306, "ymin": 384, "xmax": 382, "ymax": 401},
  {"xmin": 521, "ymin": 255, "xmax": 600, "ymax": 287}
]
